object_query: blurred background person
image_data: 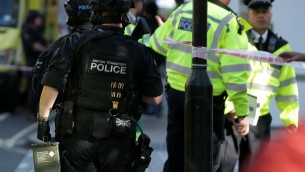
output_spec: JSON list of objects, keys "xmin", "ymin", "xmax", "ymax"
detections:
[
  {"xmin": 125, "ymin": 0, "xmax": 164, "ymax": 116},
  {"xmin": 143, "ymin": 1, "xmax": 160, "ymax": 35},
  {"xmin": 125, "ymin": 0, "xmax": 144, "ymax": 35},
  {"xmin": 142, "ymin": 0, "xmax": 165, "ymax": 67},
  {"xmin": 21, "ymin": 10, "xmax": 47, "ymax": 121},
  {"xmin": 32, "ymin": 0, "xmax": 92, "ymax": 110},
  {"xmin": 141, "ymin": 0, "xmax": 165, "ymax": 115}
]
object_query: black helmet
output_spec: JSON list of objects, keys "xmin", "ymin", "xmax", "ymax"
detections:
[
  {"xmin": 90, "ymin": 0, "xmax": 134, "ymax": 25},
  {"xmin": 64, "ymin": 0, "xmax": 92, "ymax": 26},
  {"xmin": 90, "ymin": 0, "xmax": 133, "ymax": 13}
]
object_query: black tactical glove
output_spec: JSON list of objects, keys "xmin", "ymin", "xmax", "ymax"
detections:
[{"xmin": 37, "ymin": 116, "xmax": 51, "ymax": 142}]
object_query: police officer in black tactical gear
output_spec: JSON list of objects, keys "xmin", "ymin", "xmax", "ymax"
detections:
[
  {"xmin": 36, "ymin": 0, "xmax": 163, "ymax": 171},
  {"xmin": 35, "ymin": 0, "xmax": 92, "ymax": 143},
  {"xmin": 32, "ymin": 0, "xmax": 92, "ymax": 97}
]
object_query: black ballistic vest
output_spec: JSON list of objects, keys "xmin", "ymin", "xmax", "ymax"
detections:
[{"xmin": 70, "ymin": 30, "xmax": 142, "ymax": 115}]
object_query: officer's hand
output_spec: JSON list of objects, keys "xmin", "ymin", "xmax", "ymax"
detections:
[
  {"xmin": 37, "ymin": 120, "xmax": 51, "ymax": 142},
  {"xmin": 233, "ymin": 116, "xmax": 249, "ymax": 136},
  {"xmin": 287, "ymin": 124, "xmax": 297, "ymax": 134},
  {"xmin": 279, "ymin": 51, "xmax": 305, "ymax": 62},
  {"xmin": 155, "ymin": 15, "xmax": 164, "ymax": 26},
  {"xmin": 226, "ymin": 110, "xmax": 237, "ymax": 123}
]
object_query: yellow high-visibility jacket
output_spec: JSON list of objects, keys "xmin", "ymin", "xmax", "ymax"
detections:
[
  {"xmin": 247, "ymin": 29, "xmax": 299, "ymax": 127},
  {"xmin": 149, "ymin": 1, "xmax": 251, "ymax": 116},
  {"xmin": 125, "ymin": 22, "xmax": 150, "ymax": 46},
  {"xmin": 125, "ymin": 23, "xmax": 135, "ymax": 36}
]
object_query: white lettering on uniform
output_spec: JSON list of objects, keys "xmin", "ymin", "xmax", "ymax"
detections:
[
  {"xmin": 90, "ymin": 62, "xmax": 127, "ymax": 74},
  {"xmin": 104, "ymin": 65, "xmax": 111, "ymax": 72},
  {"xmin": 121, "ymin": 67, "xmax": 126, "ymax": 74},
  {"xmin": 113, "ymin": 66, "xmax": 120, "ymax": 73},
  {"xmin": 178, "ymin": 18, "xmax": 192, "ymax": 32},
  {"xmin": 90, "ymin": 63, "xmax": 97, "ymax": 70},
  {"xmin": 97, "ymin": 64, "xmax": 104, "ymax": 71},
  {"xmin": 180, "ymin": 22, "xmax": 192, "ymax": 30},
  {"xmin": 78, "ymin": 5, "xmax": 90, "ymax": 10},
  {"xmin": 180, "ymin": 22, "xmax": 192, "ymax": 31}
]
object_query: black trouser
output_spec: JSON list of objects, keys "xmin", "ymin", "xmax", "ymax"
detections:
[
  {"xmin": 163, "ymin": 86, "xmax": 185, "ymax": 172},
  {"xmin": 163, "ymin": 85, "xmax": 226, "ymax": 172},
  {"xmin": 61, "ymin": 134, "xmax": 135, "ymax": 172},
  {"xmin": 213, "ymin": 93, "xmax": 227, "ymax": 172},
  {"xmin": 220, "ymin": 113, "xmax": 272, "ymax": 172}
]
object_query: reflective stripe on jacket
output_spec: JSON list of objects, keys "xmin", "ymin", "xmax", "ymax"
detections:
[{"xmin": 125, "ymin": 24, "xmax": 135, "ymax": 36}]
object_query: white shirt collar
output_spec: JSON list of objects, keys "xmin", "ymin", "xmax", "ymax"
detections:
[{"xmin": 251, "ymin": 30, "xmax": 268, "ymax": 43}]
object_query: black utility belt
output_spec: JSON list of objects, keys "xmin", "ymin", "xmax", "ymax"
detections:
[
  {"xmin": 74, "ymin": 111, "xmax": 136, "ymax": 139},
  {"xmin": 55, "ymin": 105, "xmax": 136, "ymax": 139}
]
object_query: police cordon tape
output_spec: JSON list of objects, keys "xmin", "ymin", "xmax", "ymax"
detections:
[
  {"xmin": 162, "ymin": 38, "xmax": 305, "ymax": 69},
  {"xmin": 0, "ymin": 64, "xmax": 33, "ymax": 72},
  {"xmin": 3, "ymin": 38, "xmax": 305, "ymax": 71}
]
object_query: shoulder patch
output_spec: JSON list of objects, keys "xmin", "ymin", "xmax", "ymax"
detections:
[
  {"xmin": 178, "ymin": 17, "xmax": 192, "ymax": 32},
  {"xmin": 178, "ymin": 17, "xmax": 211, "ymax": 32}
]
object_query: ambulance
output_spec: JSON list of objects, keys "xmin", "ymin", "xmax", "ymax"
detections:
[{"xmin": 0, "ymin": 0, "xmax": 59, "ymax": 112}]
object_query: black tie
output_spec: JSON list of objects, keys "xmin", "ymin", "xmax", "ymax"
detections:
[{"xmin": 258, "ymin": 36, "xmax": 264, "ymax": 50}]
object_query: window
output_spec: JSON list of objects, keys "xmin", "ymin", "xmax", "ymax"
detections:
[{"xmin": 0, "ymin": 0, "xmax": 18, "ymax": 27}]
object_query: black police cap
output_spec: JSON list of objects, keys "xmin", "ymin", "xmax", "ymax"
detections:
[{"xmin": 243, "ymin": 0, "xmax": 274, "ymax": 9}]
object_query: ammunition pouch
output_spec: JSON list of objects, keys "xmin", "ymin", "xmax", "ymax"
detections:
[
  {"xmin": 91, "ymin": 112, "xmax": 112, "ymax": 139},
  {"xmin": 130, "ymin": 134, "xmax": 153, "ymax": 172},
  {"xmin": 55, "ymin": 101, "xmax": 75, "ymax": 137}
]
